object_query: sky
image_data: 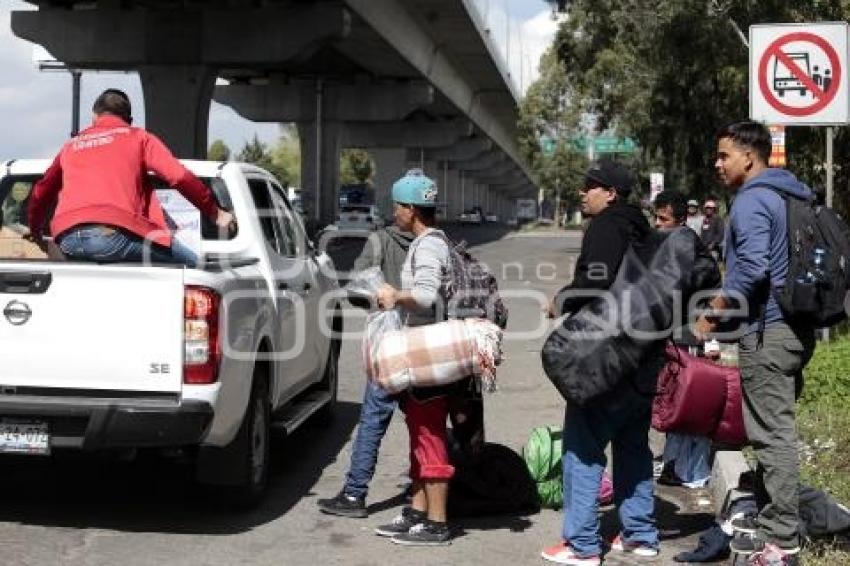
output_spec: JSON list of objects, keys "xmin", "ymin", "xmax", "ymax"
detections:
[{"xmin": 0, "ymin": 0, "xmax": 558, "ymax": 160}]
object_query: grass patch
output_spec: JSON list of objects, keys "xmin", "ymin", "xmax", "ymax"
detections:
[{"xmin": 798, "ymin": 334, "xmax": 850, "ymax": 562}]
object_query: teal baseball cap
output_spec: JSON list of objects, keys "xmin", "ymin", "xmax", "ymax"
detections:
[{"xmin": 391, "ymin": 168, "xmax": 438, "ymax": 207}]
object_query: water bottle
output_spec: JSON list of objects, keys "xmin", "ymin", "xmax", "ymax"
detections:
[{"xmin": 811, "ymin": 246, "xmax": 830, "ymax": 283}]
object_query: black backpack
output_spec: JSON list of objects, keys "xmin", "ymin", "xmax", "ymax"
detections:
[
  {"xmin": 770, "ymin": 189, "xmax": 850, "ymax": 328},
  {"xmin": 447, "ymin": 442, "xmax": 540, "ymax": 518}
]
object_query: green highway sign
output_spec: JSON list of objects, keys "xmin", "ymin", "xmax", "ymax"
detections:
[
  {"xmin": 540, "ymin": 135, "xmax": 556, "ymax": 156},
  {"xmin": 542, "ymin": 134, "xmax": 638, "ymax": 157},
  {"xmin": 570, "ymin": 135, "xmax": 638, "ymax": 154}
]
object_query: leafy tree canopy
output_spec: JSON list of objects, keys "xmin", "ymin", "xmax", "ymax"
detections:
[
  {"xmin": 207, "ymin": 139, "xmax": 231, "ymax": 162},
  {"xmin": 522, "ymin": 0, "xmax": 849, "ymax": 215}
]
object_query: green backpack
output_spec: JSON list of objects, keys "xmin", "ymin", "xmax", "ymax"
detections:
[{"xmin": 522, "ymin": 426, "xmax": 564, "ymax": 509}]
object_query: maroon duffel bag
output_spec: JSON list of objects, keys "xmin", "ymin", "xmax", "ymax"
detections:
[{"xmin": 652, "ymin": 343, "xmax": 747, "ymax": 446}]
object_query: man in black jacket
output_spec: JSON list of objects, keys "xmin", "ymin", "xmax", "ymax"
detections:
[
  {"xmin": 542, "ymin": 159, "xmax": 660, "ymax": 565},
  {"xmin": 550, "ymin": 160, "xmax": 651, "ymax": 317}
]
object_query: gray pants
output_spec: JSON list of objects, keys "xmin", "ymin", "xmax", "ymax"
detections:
[{"xmin": 739, "ymin": 322, "xmax": 815, "ymax": 548}]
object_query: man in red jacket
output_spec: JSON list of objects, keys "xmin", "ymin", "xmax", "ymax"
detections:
[{"xmin": 26, "ymin": 89, "xmax": 234, "ymax": 266}]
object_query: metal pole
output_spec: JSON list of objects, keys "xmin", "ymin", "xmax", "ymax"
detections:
[
  {"xmin": 315, "ymin": 79, "xmax": 324, "ymax": 223},
  {"xmin": 443, "ymin": 160, "xmax": 448, "ymax": 218},
  {"xmin": 826, "ymin": 126, "xmax": 834, "ymax": 209},
  {"xmin": 70, "ymin": 70, "xmax": 82, "ymax": 137}
]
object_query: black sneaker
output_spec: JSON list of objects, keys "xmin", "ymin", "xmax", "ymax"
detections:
[
  {"xmin": 730, "ymin": 535, "xmax": 800, "ymax": 556},
  {"xmin": 374, "ymin": 507, "xmax": 426, "ymax": 537},
  {"xmin": 391, "ymin": 519, "xmax": 452, "ymax": 546},
  {"xmin": 317, "ymin": 491, "xmax": 367, "ymax": 518},
  {"xmin": 657, "ymin": 462, "xmax": 683, "ymax": 486},
  {"xmin": 731, "ymin": 516, "xmax": 759, "ymax": 535}
]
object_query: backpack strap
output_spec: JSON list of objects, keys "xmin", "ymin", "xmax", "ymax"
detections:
[
  {"xmin": 410, "ymin": 229, "xmax": 452, "ymax": 277},
  {"xmin": 409, "ymin": 229, "xmax": 453, "ymax": 321}
]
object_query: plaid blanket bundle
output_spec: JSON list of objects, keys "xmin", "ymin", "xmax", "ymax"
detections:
[{"xmin": 366, "ymin": 318, "xmax": 503, "ymax": 394}]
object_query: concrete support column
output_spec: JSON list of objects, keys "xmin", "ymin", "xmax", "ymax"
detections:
[
  {"xmin": 297, "ymin": 118, "xmax": 341, "ymax": 227},
  {"xmin": 370, "ymin": 148, "xmax": 407, "ymax": 218},
  {"xmin": 458, "ymin": 170, "xmax": 466, "ymax": 214},
  {"xmin": 443, "ymin": 165, "xmax": 460, "ymax": 220},
  {"xmin": 139, "ymin": 65, "xmax": 216, "ymax": 158}
]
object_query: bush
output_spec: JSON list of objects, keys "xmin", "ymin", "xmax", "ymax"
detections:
[
  {"xmin": 799, "ymin": 334, "xmax": 850, "ymax": 407},
  {"xmin": 799, "ymin": 334, "xmax": 850, "ymax": 561}
]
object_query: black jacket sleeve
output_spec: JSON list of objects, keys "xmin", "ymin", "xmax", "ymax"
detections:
[
  {"xmin": 700, "ymin": 216, "xmax": 725, "ymax": 252},
  {"xmin": 555, "ymin": 214, "xmax": 632, "ymax": 315}
]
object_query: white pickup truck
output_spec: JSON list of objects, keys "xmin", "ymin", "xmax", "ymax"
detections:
[{"xmin": 0, "ymin": 159, "xmax": 342, "ymax": 504}]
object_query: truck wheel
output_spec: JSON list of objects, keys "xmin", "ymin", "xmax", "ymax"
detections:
[
  {"xmin": 316, "ymin": 339, "xmax": 340, "ymax": 422},
  {"xmin": 201, "ymin": 372, "xmax": 270, "ymax": 508}
]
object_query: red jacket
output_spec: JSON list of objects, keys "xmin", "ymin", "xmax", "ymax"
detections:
[{"xmin": 29, "ymin": 115, "xmax": 218, "ymax": 247}]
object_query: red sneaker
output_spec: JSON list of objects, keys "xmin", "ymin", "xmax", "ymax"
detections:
[{"xmin": 540, "ymin": 540, "xmax": 601, "ymax": 565}]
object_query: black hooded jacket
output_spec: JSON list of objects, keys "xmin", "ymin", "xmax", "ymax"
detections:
[{"xmin": 556, "ymin": 203, "xmax": 651, "ymax": 315}]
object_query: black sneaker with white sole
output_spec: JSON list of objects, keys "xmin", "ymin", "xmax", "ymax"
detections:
[
  {"xmin": 374, "ymin": 507, "xmax": 427, "ymax": 537},
  {"xmin": 317, "ymin": 491, "xmax": 367, "ymax": 518},
  {"xmin": 730, "ymin": 516, "xmax": 759, "ymax": 535},
  {"xmin": 390, "ymin": 520, "xmax": 452, "ymax": 546}
]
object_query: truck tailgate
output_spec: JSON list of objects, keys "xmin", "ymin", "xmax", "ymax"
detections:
[{"xmin": 0, "ymin": 263, "xmax": 185, "ymax": 393}]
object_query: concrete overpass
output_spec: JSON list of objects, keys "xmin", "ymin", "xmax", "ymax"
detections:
[{"xmin": 12, "ymin": 0, "xmax": 537, "ymax": 226}]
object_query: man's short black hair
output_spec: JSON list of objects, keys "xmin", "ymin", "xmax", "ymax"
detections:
[
  {"xmin": 413, "ymin": 205, "xmax": 437, "ymax": 224},
  {"xmin": 716, "ymin": 121, "xmax": 771, "ymax": 165},
  {"xmin": 654, "ymin": 190, "xmax": 688, "ymax": 223},
  {"xmin": 92, "ymin": 89, "xmax": 132, "ymax": 123}
]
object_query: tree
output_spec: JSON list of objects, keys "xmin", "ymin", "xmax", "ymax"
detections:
[
  {"xmin": 518, "ymin": 49, "xmax": 588, "ymax": 208},
  {"xmin": 271, "ymin": 124, "xmax": 301, "ymax": 188},
  {"xmin": 207, "ymin": 139, "xmax": 231, "ymax": 161},
  {"xmin": 237, "ymin": 134, "xmax": 268, "ymax": 164},
  {"xmin": 237, "ymin": 134, "xmax": 291, "ymax": 187},
  {"xmin": 339, "ymin": 149, "xmax": 374, "ymax": 186}
]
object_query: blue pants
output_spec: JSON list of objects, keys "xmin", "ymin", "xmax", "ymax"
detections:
[
  {"xmin": 59, "ymin": 226, "xmax": 198, "ymax": 267},
  {"xmin": 561, "ymin": 387, "xmax": 658, "ymax": 557},
  {"xmin": 344, "ymin": 380, "xmax": 397, "ymax": 499},
  {"xmin": 663, "ymin": 433, "xmax": 711, "ymax": 486}
]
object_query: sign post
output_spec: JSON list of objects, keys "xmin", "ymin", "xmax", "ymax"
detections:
[{"xmin": 826, "ymin": 126, "xmax": 834, "ymax": 208}]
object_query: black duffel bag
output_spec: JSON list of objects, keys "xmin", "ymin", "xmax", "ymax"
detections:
[{"xmin": 542, "ymin": 228, "xmax": 718, "ymax": 406}]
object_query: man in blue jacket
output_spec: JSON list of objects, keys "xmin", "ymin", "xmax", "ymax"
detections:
[{"xmin": 695, "ymin": 121, "xmax": 816, "ymax": 564}]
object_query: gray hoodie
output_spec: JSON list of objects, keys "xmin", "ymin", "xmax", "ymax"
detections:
[{"xmin": 351, "ymin": 226, "xmax": 415, "ymax": 288}]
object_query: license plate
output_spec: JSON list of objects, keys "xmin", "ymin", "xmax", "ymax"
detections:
[{"xmin": 0, "ymin": 420, "xmax": 50, "ymax": 455}]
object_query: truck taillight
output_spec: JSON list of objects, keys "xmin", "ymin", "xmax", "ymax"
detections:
[{"xmin": 184, "ymin": 286, "xmax": 221, "ymax": 384}]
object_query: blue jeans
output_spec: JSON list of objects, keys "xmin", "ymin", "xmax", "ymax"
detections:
[
  {"xmin": 59, "ymin": 227, "xmax": 198, "ymax": 267},
  {"xmin": 344, "ymin": 380, "xmax": 397, "ymax": 499},
  {"xmin": 561, "ymin": 385, "xmax": 658, "ymax": 557},
  {"xmin": 663, "ymin": 433, "xmax": 711, "ymax": 487}
]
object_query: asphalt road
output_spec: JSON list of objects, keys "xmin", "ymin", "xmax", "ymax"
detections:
[{"xmin": 0, "ymin": 224, "xmax": 722, "ymax": 565}]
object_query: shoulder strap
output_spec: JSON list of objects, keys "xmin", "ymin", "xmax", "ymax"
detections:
[{"xmin": 411, "ymin": 229, "xmax": 452, "ymax": 271}]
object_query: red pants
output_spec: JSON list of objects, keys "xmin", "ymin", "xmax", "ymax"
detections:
[{"xmin": 401, "ymin": 394, "xmax": 455, "ymax": 481}]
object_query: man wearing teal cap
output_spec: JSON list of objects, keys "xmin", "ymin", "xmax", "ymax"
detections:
[{"xmin": 373, "ymin": 168, "xmax": 455, "ymax": 546}]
